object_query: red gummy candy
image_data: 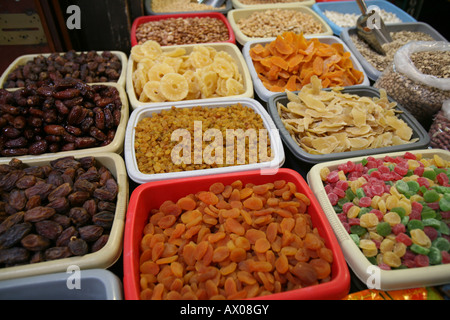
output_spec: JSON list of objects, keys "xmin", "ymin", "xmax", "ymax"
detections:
[
  {"xmin": 359, "ymin": 196, "xmax": 372, "ymax": 207},
  {"xmin": 342, "ymin": 202, "xmax": 354, "ymax": 214},
  {"xmin": 392, "ymin": 223, "xmax": 406, "ymax": 235},
  {"xmin": 328, "ymin": 192, "xmax": 339, "ymax": 205},
  {"xmin": 442, "ymin": 251, "xmax": 450, "ymax": 264},
  {"xmin": 396, "ymin": 233, "xmax": 413, "ymax": 246},
  {"xmin": 423, "ymin": 226, "xmax": 438, "ymax": 241},
  {"xmin": 370, "ymin": 209, "xmax": 383, "ymax": 221},
  {"xmin": 414, "ymin": 254, "xmax": 429, "ymax": 267},
  {"xmin": 404, "ymin": 151, "xmax": 416, "ymax": 160},
  {"xmin": 437, "ymin": 172, "xmax": 449, "ymax": 186},
  {"xmin": 378, "ymin": 263, "xmax": 391, "ymax": 270},
  {"xmin": 348, "ymin": 218, "xmax": 360, "ymax": 226},
  {"xmin": 327, "ymin": 171, "xmax": 339, "ymax": 183}
]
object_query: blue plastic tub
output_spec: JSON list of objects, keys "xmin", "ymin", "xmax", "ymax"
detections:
[{"xmin": 312, "ymin": 0, "xmax": 416, "ymax": 35}]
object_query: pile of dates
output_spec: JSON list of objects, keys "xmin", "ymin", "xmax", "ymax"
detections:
[
  {"xmin": 3, "ymin": 50, "xmax": 122, "ymax": 88},
  {"xmin": 0, "ymin": 156, "xmax": 118, "ymax": 267},
  {"xmin": 0, "ymin": 77, "xmax": 122, "ymax": 157}
]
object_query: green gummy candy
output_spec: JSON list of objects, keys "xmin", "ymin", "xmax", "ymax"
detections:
[
  {"xmin": 422, "ymin": 218, "xmax": 442, "ymax": 229},
  {"xmin": 428, "ymin": 247, "xmax": 442, "ymax": 265},
  {"xmin": 407, "ymin": 219, "xmax": 424, "ymax": 232},
  {"xmin": 406, "ymin": 180, "xmax": 420, "ymax": 193},
  {"xmin": 439, "ymin": 221, "xmax": 450, "ymax": 236},
  {"xmin": 356, "ymin": 187, "xmax": 366, "ymax": 198},
  {"xmin": 350, "ymin": 225, "xmax": 367, "ymax": 237},
  {"xmin": 410, "ymin": 244, "xmax": 430, "ymax": 255},
  {"xmin": 433, "ymin": 237, "xmax": 450, "ymax": 252},
  {"xmin": 395, "ymin": 180, "xmax": 409, "ymax": 194},
  {"xmin": 439, "ymin": 198, "xmax": 450, "ymax": 212},
  {"xmin": 391, "ymin": 207, "xmax": 406, "ymax": 218},
  {"xmin": 423, "ymin": 190, "xmax": 440, "ymax": 203},
  {"xmin": 346, "ymin": 189, "xmax": 356, "ymax": 201},
  {"xmin": 349, "ymin": 233, "xmax": 360, "ymax": 246},
  {"xmin": 376, "ymin": 222, "xmax": 392, "ymax": 237},
  {"xmin": 421, "ymin": 209, "xmax": 436, "ymax": 220},
  {"xmin": 423, "ymin": 170, "xmax": 437, "ymax": 181}
]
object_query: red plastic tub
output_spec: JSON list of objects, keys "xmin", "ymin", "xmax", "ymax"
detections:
[
  {"xmin": 123, "ymin": 168, "xmax": 350, "ymax": 300},
  {"xmin": 130, "ymin": 12, "xmax": 235, "ymax": 46}
]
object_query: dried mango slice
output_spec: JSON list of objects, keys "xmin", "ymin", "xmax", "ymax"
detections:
[{"xmin": 276, "ymin": 76, "xmax": 416, "ymax": 155}]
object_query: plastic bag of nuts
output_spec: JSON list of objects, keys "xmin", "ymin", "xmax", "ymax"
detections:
[
  {"xmin": 429, "ymin": 100, "xmax": 450, "ymax": 150},
  {"xmin": 374, "ymin": 41, "xmax": 450, "ymax": 131}
]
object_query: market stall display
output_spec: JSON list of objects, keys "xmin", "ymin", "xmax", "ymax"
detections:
[
  {"xmin": 126, "ymin": 41, "xmax": 253, "ymax": 109},
  {"xmin": 243, "ymin": 32, "xmax": 369, "ymax": 102},
  {"xmin": 0, "ymin": 0, "xmax": 448, "ymax": 301},
  {"xmin": 145, "ymin": 0, "xmax": 232, "ymax": 15},
  {"xmin": 340, "ymin": 22, "xmax": 448, "ymax": 81},
  {"xmin": 0, "ymin": 152, "xmax": 128, "ymax": 281},
  {"xmin": 312, "ymin": 0, "xmax": 416, "ymax": 35},
  {"xmin": 374, "ymin": 41, "xmax": 450, "ymax": 131},
  {"xmin": 227, "ymin": 6, "xmax": 332, "ymax": 46},
  {"xmin": 307, "ymin": 149, "xmax": 450, "ymax": 290},
  {"xmin": 124, "ymin": 98, "xmax": 284, "ymax": 184},
  {"xmin": 0, "ymin": 80, "xmax": 129, "ymax": 159},
  {"xmin": 123, "ymin": 168, "xmax": 350, "ymax": 300},
  {"xmin": 0, "ymin": 51, "xmax": 127, "ymax": 89},
  {"xmin": 131, "ymin": 12, "xmax": 235, "ymax": 47}
]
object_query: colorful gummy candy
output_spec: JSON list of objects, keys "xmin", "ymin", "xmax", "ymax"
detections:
[{"xmin": 321, "ymin": 151, "xmax": 450, "ymax": 269}]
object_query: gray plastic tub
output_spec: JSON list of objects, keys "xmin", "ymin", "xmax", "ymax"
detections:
[
  {"xmin": 340, "ymin": 22, "xmax": 448, "ymax": 82},
  {"xmin": 267, "ymin": 86, "xmax": 430, "ymax": 164},
  {"xmin": 145, "ymin": 0, "xmax": 232, "ymax": 15},
  {"xmin": 0, "ymin": 269, "xmax": 122, "ymax": 300}
]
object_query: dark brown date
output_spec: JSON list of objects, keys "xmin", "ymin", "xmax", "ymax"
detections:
[
  {"xmin": 35, "ymin": 220, "xmax": 63, "ymax": 240},
  {"xmin": 44, "ymin": 246, "xmax": 71, "ymax": 260},
  {"xmin": 0, "ymin": 222, "xmax": 32, "ymax": 249},
  {"xmin": 78, "ymin": 225, "xmax": 103, "ymax": 242},
  {"xmin": 21, "ymin": 233, "xmax": 51, "ymax": 251},
  {"xmin": 68, "ymin": 237, "xmax": 88, "ymax": 256},
  {"xmin": 0, "ymin": 247, "xmax": 30, "ymax": 265},
  {"xmin": 24, "ymin": 206, "xmax": 56, "ymax": 223}
]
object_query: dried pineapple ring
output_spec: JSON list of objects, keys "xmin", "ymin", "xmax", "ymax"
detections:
[
  {"xmin": 225, "ymin": 78, "xmax": 244, "ymax": 96},
  {"xmin": 191, "ymin": 50, "xmax": 213, "ymax": 69},
  {"xmin": 148, "ymin": 63, "xmax": 175, "ymax": 82},
  {"xmin": 143, "ymin": 81, "xmax": 165, "ymax": 102},
  {"xmin": 212, "ymin": 57, "xmax": 234, "ymax": 79},
  {"xmin": 198, "ymin": 71, "xmax": 218, "ymax": 98},
  {"xmin": 131, "ymin": 45, "xmax": 147, "ymax": 62},
  {"xmin": 159, "ymin": 73, "xmax": 189, "ymax": 101},
  {"xmin": 141, "ymin": 40, "xmax": 163, "ymax": 59}
]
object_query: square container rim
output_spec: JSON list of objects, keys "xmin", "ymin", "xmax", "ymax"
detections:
[
  {"xmin": 266, "ymin": 85, "xmax": 431, "ymax": 164},
  {"xmin": 0, "ymin": 50, "xmax": 128, "ymax": 89},
  {"xmin": 311, "ymin": 0, "xmax": 417, "ymax": 36},
  {"xmin": 306, "ymin": 148, "xmax": 450, "ymax": 291},
  {"xmin": 144, "ymin": 0, "xmax": 233, "ymax": 15},
  {"xmin": 227, "ymin": 5, "xmax": 333, "ymax": 46},
  {"xmin": 0, "ymin": 82, "xmax": 129, "ymax": 162},
  {"xmin": 0, "ymin": 151, "xmax": 128, "ymax": 282},
  {"xmin": 242, "ymin": 35, "xmax": 370, "ymax": 102},
  {"xmin": 130, "ymin": 11, "xmax": 236, "ymax": 47},
  {"xmin": 339, "ymin": 21, "xmax": 449, "ymax": 82},
  {"xmin": 123, "ymin": 167, "xmax": 350, "ymax": 300},
  {"xmin": 0, "ymin": 269, "xmax": 123, "ymax": 300},
  {"xmin": 126, "ymin": 41, "xmax": 254, "ymax": 110},
  {"xmin": 124, "ymin": 97, "xmax": 285, "ymax": 184}
]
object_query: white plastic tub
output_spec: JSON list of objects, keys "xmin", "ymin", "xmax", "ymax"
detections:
[
  {"xmin": 227, "ymin": 5, "xmax": 332, "ymax": 46},
  {"xmin": 0, "ymin": 152, "xmax": 128, "ymax": 281},
  {"xmin": 0, "ymin": 83, "xmax": 129, "ymax": 161},
  {"xmin": 126, "ymin": 42, "xmax": 254, "ymax": 110},
  {"xmin": 307, "ymin": 148, "xmax": 450, "ymax": 291},
  {"xmin": 0, "ymin": 51, "xmax": 127, "ymax": 89},
  {"xmin": 242, "ymin": 35, "xmax": 370, "ymax": 102},
  {"xmin": 0, "ymin": 269, "xmax": 123, "ymax": 300},
  {"xmin": 124, "ymin": 97, "xmax": 285, "ymax": 184}
]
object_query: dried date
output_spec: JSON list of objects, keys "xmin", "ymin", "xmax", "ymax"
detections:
[
  {"xmin": 68, "ymin": 237, "xmax": 88, "ymax": 256},
  {"xmin": 44, "ymin": 246, "xmax": 71, "ymax": 260},
  {"xmin": 0, "ymin": 222, "xmax": 32, "ymax": 249},
  {"xmin": 35, "ymin": 220, "xmax": 63, "ymax": 240},
  {"xmin": 21, "ymin": 234, "xmax": 51, "ymax": 251}
]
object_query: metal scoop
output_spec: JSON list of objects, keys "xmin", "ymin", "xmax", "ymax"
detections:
[
  {"xmin": 196, "ymin": 0, "xmax": 226, "ymax": 7},
  {"xmin": 355, "ymin": 0, "xmax": 392, "ymax": 55}
]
